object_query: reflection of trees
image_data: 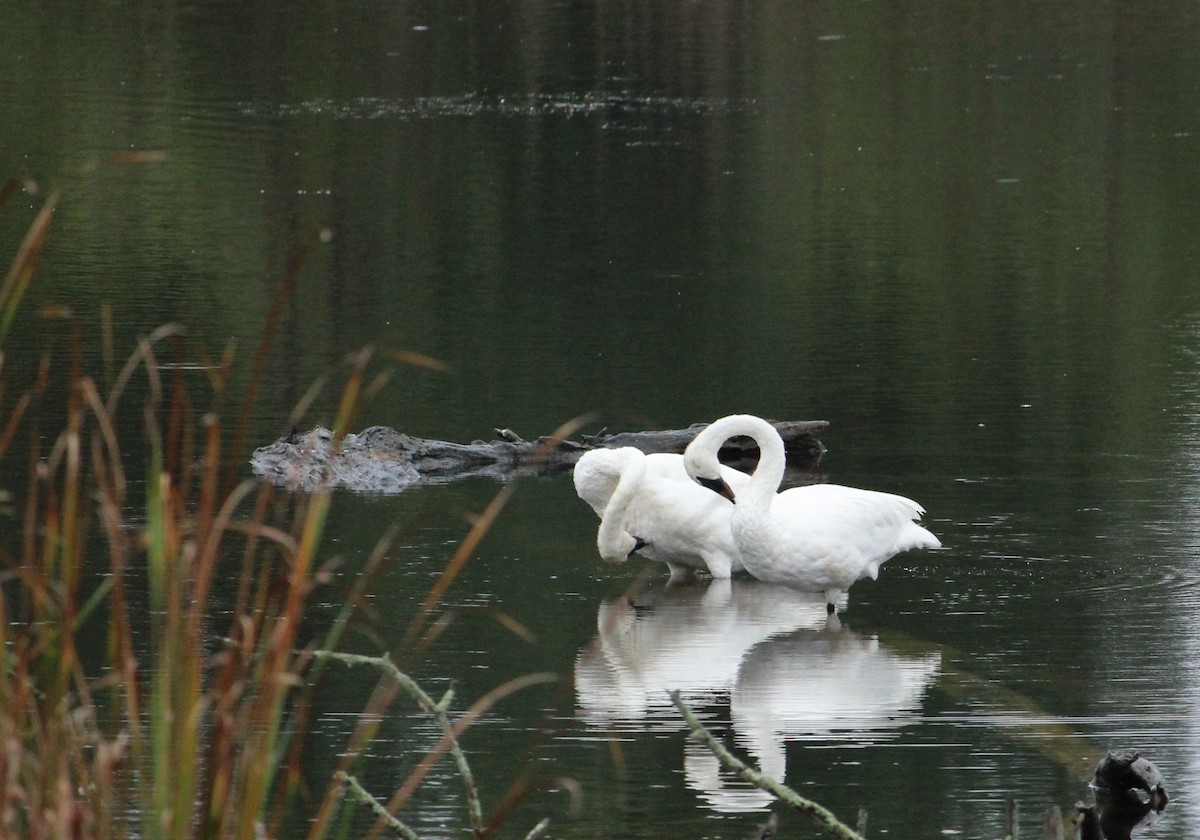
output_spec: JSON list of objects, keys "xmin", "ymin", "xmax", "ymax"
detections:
[{"xmin": 8, "ymin": 4, "xmax": 1200, "ymax": 443}]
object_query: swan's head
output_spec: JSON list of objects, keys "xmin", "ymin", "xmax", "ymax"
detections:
[
  {"xmin": 698, "ymin": 474, "xmax": 736, "ymax": 502},
  {"xmin": 597, "ymin": 530, "xmax": 648, "ymax": 564},
  {"xmin": 683, "ymin": 429, "xmax": 737, "ymax": 503},
  {"xmin": 573, "ymin": 449, "xmax": 623, "ymax": 516}
]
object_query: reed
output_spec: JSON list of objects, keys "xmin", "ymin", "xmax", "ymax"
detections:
[
  {"xmin": 0, "ymin": 180, "xmax": 58, "ymax": 345},
  {"xmin": 0, "ymin": 186, "xmax": 560, "ymax": 839},
  {"xmin": 0, "ymin": 281, "xmax": 344, "ymax": 838}
]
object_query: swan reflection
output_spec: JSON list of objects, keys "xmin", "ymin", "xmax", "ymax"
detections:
[
  {"xmin": 576, "ymin": 579, "xmax": 835, "ymax": 727},
  {"xmin": 732, "ymin": 627, "xmax": 940, "ymax": 783},
  {"xmin": 575, "ymin": 579, "xmax": 940, "ymax": 811}
]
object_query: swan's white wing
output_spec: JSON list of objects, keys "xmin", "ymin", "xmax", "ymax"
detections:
[
  {"xmin": 577, "ymin": 448, "xmax": 744, "ymax": 578},
  {"xmin": 774, "ymin": 486, "xmax": 938, "ymax": 549},
  {"xmin": 765, "ymin": 485, "xmax": 940, "ymax": 582},
  {"xmin": 622, "ymin": 472, "xmax": 744, "ymax": 577}
]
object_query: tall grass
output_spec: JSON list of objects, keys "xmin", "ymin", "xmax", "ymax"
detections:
[{"xmin": 0, "ymin": 181, "xmax": 562, "ymax": 839}]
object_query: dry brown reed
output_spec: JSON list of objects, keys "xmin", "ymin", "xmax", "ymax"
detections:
[{"xmin": 0, "ymin": 183, "xmax": 564, "ymax": 839}]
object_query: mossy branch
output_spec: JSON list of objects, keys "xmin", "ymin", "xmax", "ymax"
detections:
[
  {"xmin": 668, "ymin": 690, "xmax": 866, "ymax": 840},
  {"xmin": 337, "ymin": 772, "xmax": 420, "ymax": 840},
  {"xmin": 313, "ymin": 650, "xmax": 485, "ymax": 833}
]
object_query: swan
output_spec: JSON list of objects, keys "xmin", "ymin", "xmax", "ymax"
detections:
[
  {"xmin": 683, "ymin": 414, "xmax": 940, "ymax": 611},
  {"xmin": 573, "ymin": 449, "xmax": 749, "ymax": 517},
  {"xmin": 573, "ymin": 447, "xmax": 750, "ymax": 580}
]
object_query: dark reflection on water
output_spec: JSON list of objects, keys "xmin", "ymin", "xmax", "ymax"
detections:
[{"xmin": 4, "ymin": 0, "xmax": 1200, "ymax": 837}]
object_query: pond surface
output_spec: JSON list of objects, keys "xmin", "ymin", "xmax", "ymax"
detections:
[{"xmin": 4, "ymin": 1, "xmax": 1200, "ymax": 837}]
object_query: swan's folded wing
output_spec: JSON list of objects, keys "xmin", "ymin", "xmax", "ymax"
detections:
[{"xmin": 771, "ymin": 485, "xmax": 940, "ymax": 564}]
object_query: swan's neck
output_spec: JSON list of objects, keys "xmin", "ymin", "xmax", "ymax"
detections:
[
  {"xmin": 686, "ymin": 414, "xmax": 787, "ymax": 512},
  {"xmin": 733, "ymin": 418, "xmax": 787, "ymax": 511},
  {"xmin": 597, "ymin": 450, "xmax": 645, "ymax": 552}
]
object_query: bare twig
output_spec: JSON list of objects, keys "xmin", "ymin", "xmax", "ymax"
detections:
[
  {"xmin": 313, "ymin": 650, "xmax": 487, "ymax": 834},
  {"xmin": 314, "ymin": 651, "xmax": 558, "ymax": 840},
  {"xmin": 523, "ymin": 817, "xmax": 552, "ymax": 840},
  {"xmin": 337, "ymin": 772, "xmax": 419, "ymax": 840},
  {"xmin": 669, "ymin": 690, "xmax": 866, "ymax": 840},
  {"xmin": 379, "ymin": 672, "xmax": 558, "ymax": 837}
]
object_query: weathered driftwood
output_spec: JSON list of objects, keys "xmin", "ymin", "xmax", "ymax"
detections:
[{"xmin": 250, "ymin": 419, "xmax": 827, "ymax": 494}]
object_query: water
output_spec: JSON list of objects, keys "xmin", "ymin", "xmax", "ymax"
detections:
[{"xmin": 4, "ymin": 1, "xmax": 1200, "ymax": 836}]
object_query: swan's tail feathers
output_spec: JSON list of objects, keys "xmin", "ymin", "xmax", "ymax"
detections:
[
  {"xmin": 873, "ymin": 523, "xmax": 941, "ymax": 573},
  {"xmin": 903, "ymin": 522, "xmax": 942, "ymax": 552},
  {"xmin": 880, "ymin": 491, "xmax": 926, "ymax": 519}
]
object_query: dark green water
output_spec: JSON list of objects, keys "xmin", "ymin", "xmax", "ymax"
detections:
[{"xmin": 4, "ymin": 1, "xmax": 1200, "ymax": 837}]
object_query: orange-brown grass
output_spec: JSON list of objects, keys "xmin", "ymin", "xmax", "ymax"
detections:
[{"xmin": 0, "ymin": 183, "xmax": 568, "ymax": 840}]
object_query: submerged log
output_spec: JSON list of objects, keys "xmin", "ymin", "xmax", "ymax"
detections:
[{"xmin": 250, "ymin": 419, "xmax": 827, "ymax": 494}]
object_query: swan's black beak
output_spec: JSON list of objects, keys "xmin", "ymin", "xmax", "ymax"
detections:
[
  {"xmin": 697, "ymin": 476, "xmax": 736, "ymax": 503},
  {"xmin": 628, "ymin": 537, "xmax": 648, "ymax": 557}
]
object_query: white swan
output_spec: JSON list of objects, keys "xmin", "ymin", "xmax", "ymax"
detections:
[
  {"xmin": 573, "ymin": 448, "xmax": 750, "ymax": 580},
  {"xmin": 683, "ymin": 414, "xmax": 940, "ymax": 610},
  {"xmin": 573, "ymin": 449, "xmax": 749, "ymax": 516}
]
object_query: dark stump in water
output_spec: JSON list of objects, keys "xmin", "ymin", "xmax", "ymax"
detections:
[
  {"xmin": 250, "ymin": 419, "xmax": 828, "ymax": 494},
  {"xmin": 1075, "ymin": 750, "xmax": 1169, "ymax": 840}
]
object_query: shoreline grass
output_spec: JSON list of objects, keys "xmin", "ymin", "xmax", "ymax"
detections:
[{"xmin": 0, "ymin": 182, "xmax": 563, "ymax": 839}]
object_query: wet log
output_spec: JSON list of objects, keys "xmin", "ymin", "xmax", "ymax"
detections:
[{"xmin": 250, "ymin": 419, "xmax": 827, "ymax": 494}]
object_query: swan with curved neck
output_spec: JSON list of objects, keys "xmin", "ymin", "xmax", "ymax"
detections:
[
  {"xmin": 574, "ymin": 449, "xmax": 751, "ymax": 516},
  {"xmin": 574, "ymin": 447, "xmax": 749, "ymax": 580},
  {"xmin": 683, "ymin": 414, "xmax": 940, "ymax": 611}
]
